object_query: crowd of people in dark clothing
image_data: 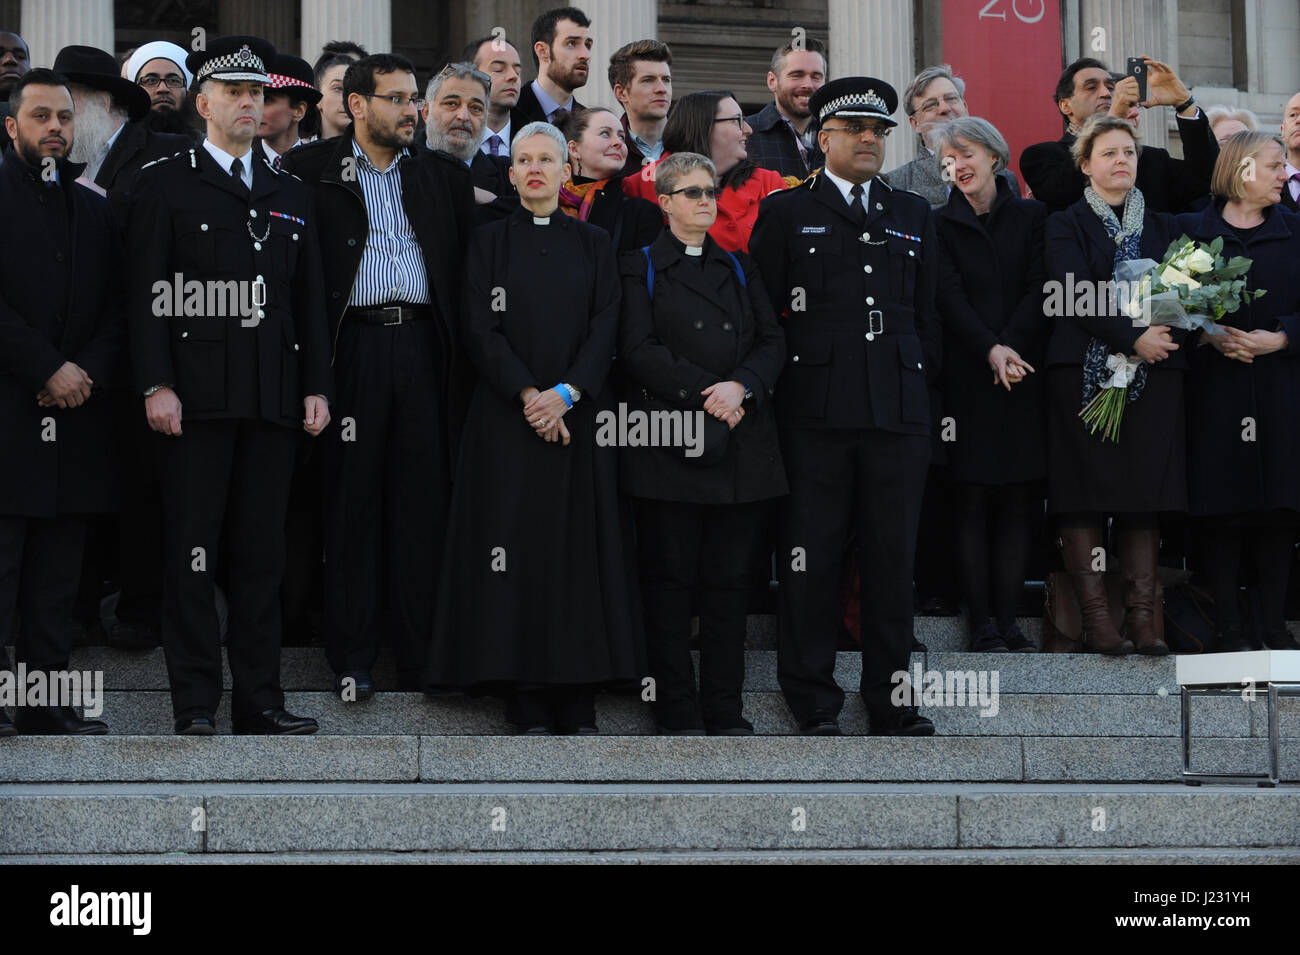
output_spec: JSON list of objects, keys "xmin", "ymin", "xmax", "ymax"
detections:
[{"xmin": 1, "ymin": 6, "xmax": 1299, "ymax": 742}]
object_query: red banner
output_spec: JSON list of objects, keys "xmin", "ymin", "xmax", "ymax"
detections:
[{"xmin": 942, "ymin": 0, "xmax": 1064, "ymax": 195}]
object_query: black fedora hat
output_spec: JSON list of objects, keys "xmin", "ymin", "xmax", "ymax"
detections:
[{"xmin": 53, "ymin": 45, "xmax": 151, "ymax": 122}]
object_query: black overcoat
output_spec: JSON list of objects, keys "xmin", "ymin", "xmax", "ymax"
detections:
[
  {"xmin": 935, "ymin": 178, "xmax": 1048, "ymax": 484},
  {"xmin": 581, "ymin": 180, "xmax": 661, "ymax": 254},
  {"xmin": 0, "ymin": 155, "xmax": 124, "ymax": 516},
  {"xmin": 95, "ymin": 121, "xmax": 191, "ymax": 226},
  {"xmin": 618, "ymin": 231, "xmax": 787, "ymax": 503},
  {"xmin": 1177, "ymin": 202, "xmax": 1300, "ymax": 516}
]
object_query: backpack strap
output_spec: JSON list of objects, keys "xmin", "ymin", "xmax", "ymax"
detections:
[
  {"xmin": 723, "ymin": 249, "xmax": 747, "ymax": 288},
  {"xmin": 641, "ymin": 245, "xmax": 654, "ymax": 299}
]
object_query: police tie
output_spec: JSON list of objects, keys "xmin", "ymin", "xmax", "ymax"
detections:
[
  {"xmin": 849, "ymin": 182, "xmax": 866, "ymax": 225},
  {"xmin": 230, "ymin": 155, "xmax": 244, "ymax": 187}
]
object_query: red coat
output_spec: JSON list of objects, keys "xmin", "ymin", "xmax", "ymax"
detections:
[{"xmin": 622, "ymin": 156, "xmax": 789, "ymax": 252}]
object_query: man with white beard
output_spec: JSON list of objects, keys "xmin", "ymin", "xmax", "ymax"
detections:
[{"xmin": 52, "ymin": 46, "xmax": 191, "ymax": 655}]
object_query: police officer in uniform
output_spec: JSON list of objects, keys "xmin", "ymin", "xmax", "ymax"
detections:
[
  {"xmin": 750, "ymin": 77, "xmax": 939, "ymax": 736},
  {"xmin": 127, "ymin": 37, "xmax": 332, "ymax": 735}
]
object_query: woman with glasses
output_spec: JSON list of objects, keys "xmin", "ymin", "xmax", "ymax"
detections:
[
  {"xmin": 619, "ymin": 152, "xmax": 786, "ymax": 734},
  {"xmin": 556, "ymin": 107, "xmax": 661, "ymax": 252},
  {"xmin": 624, "ymin": 90, "xmax": 795, "ymax": 252},
  {"xmin": 427, "ymin": 122, "xmax": 643, "ymax": 734},
  {"xmin": 932, "ymin": 117, "xmax": 1047, "ymax": 652}
]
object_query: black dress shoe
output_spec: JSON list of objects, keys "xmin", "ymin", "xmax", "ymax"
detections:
[
  {"xmin": 14, "ymin": 705, "xmax": 109, "ymax": 736},
  {"xmin": 108, "ymin": 620, "xmax": 159, "ymax": 650},
  {"xmin": 232, "ymin": 708, "xmax": 319, "ymax": 735},
  {"xmin": 869, "ymin": 707, "xmax": 935, "ymax": 737},
  {"xmin": 514, "ymin": 724, "xmax": 552, "ymax": 735},
  {"xmin": 705, "ymin": 715, "xmax": 754, "ymax": 736},
  {"xmin": 334, "ymin": 670, "xmax": 374, "ymax": 701},
  {"xmin": 174, "ymin": 715, "xmax": 216, "ymax": 736},
  {"xmin": 911, "ymin": 637, "xmax": 928, "ymax": 653},
  {"xmin": 0, "ymin": 709, "xmax": 15, "ymax": 737},
  {"xmin": 800, "ymin": 714, "xmax": 841, "ymax": 736}
]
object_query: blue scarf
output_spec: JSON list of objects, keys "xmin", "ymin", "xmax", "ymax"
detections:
[{"xmin": 1081, "ymin": 185, "xmax": 1148, "ymax": 406}]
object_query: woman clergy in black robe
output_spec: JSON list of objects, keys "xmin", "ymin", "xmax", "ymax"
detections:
[
  {"xmin": 426, "ymin": 122, "xmax": 643, "ymax": 734},
  {"xmin": 1043, "ymin": 113, "xmax": 1184, "ymax": 657}
]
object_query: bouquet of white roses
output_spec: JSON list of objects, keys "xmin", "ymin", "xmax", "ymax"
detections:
[{"xmin": 1081, "ymin": 235, "xmax": 1265, "ymax": 441}]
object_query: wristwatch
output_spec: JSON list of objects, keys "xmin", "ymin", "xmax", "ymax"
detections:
[
  {"xmin": 1173, "ymin": 95, "xmax": 1196, "ymax": 114},
  {"xmin": 143, "ymin": 383, "xmax": 171, "ymax": 397},
  {"xmin": 562, "ymin": 382, "xmax": 581, "ymax": 404}
]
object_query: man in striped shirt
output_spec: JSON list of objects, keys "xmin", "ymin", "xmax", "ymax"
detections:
[{"xmin": 281, "ymin": 55, "xmax": 474, "ymax": 700}]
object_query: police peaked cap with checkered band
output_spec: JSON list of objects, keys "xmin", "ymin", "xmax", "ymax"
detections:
[
  {"xmin": 186, "ymin": 35, "xmax": 276, "ymax": 85},
  {"xmin": 810, "ymin": 76, "xmax": 899, "ymax": 128}
]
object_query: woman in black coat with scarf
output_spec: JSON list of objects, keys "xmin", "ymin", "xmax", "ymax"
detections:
[
  {"xmin": 933, "ymin": 118, "xmax": 1048, "ymax": 653},
  {"xmin": 1178, "ymin": 131, "xmax": 1300, "ymax": 651},
  {"xmin": 557, "ymin": 107, "xmax": 661, "ymax": 253},
  {"xmin": 1044, "ymin": 114, "xmax": 1184, "ymax": 656},
  {"xmin": 619, "ymin": 152, "xmax": 786, "ymax": 735}
]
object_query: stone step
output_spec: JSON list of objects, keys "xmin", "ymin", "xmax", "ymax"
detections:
[
  {"xmin": 57, "ymin": 688, "xmax": 1286, "ymax": 737},
  {"xmin": 2, "ymin": 782, "xmax": 1296, "ymax": 854},
  {"xmin": 4, "ymin": 847, "xmax": 1298, "ymax": 864},
  {"xmin": 2, "ymin": 735, "xmax": 1296, "ymax": 784},
  {"xmin": 63, "ymin": 645, "xmax": 1190, "ymax": 694}
]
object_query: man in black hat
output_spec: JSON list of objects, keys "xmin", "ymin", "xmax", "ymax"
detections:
[
  {"xmin": 259, "ymin": 53, "xmax": 319, "ymax": 167},
  {"xmin": 750, "ymin": 76, "xmax": 939, "ymax": 737},
  {"xmin": 127, "ymin": 36, "xmax": 332, "ymax": 736},
  {"xmin": 0, "ymin": 69, "xmax": 124, "ymax": 735}
]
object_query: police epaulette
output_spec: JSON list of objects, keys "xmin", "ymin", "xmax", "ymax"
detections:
[{"xmin": 140, "ymin": 148, "xmax": 192, "ymax": 171}]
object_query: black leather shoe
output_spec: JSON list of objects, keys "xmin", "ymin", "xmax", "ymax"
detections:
[
  {"xmin": 800, "ymin": 714, "xmax": 841, "ymax": 736},
  {"xmin": 334, "ymin": 670, "xmax": 374, "ymax": 701},
  {"xmin": 869, "ymin": 708, "xmax": 935, "ymax": 737},
  {"xmin": 0, "ymin": 709, "xmax": 15, "ymax": 737},
  {"xmin": 232, "ymin": 709, "xmax": 319, "ymax": 735},
  {"xmin": 1264, "ymin": 628, "xmax": 1300, "ymax": 651},
  {"xmin": 911, "ymin": 637, "xmax": 928, "ymax": 653},
  {"xmin": 174, "ymin": 715, "xmax": 216, "ymax": 736},
  {"xmin": 707, "ymin": 716, "xmax": 754, "ymax": 736},
  {"xmin": 515, "ymin": 724, "xmax": 552, "ymax": 735},
  {"xmin": 14, "ymin": 705, "xmax": 109, "ymax": 736}
]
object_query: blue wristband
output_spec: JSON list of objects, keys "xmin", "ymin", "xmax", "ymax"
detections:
[{"xmin": 553, "ymin": 385, "xmax": 573, "ymax": 409}]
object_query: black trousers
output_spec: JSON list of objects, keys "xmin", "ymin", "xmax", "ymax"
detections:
[
  {"xmin": 0, "ymin": 516, "xmax": 86, "ymax": 670},
  {"xmin": 160, "ymin": 418, "xmax": 297, "ymax": 720},
  {"xmin": 281, "ymin": 435, "xmax": 323, "ymax": 642},
  {"xmin": 777, "ymin": 427, "xmax": 930, "ymax": 723},
  {"xmin": 323, "ymin": 319, "xmax": 450, "ymax": 681},
  {"xmin": 634, "ymin": 497, "xmax": 771, "ymax": 729}
]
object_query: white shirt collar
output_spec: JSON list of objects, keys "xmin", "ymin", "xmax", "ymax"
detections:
[
  {"xmin": 821, "ymin": 166, "xmax": 870, "ymax": 209},
  {"xmin": 203, "ymin": 139, "xmax": 254, "ymax": 189}
]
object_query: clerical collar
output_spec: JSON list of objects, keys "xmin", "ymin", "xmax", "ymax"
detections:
[
  {"xmin": 684, "ymin": 244, "xmax": 703, "ymax": 256},
  {"xmin": 533, "ymin": 215, "xmax": 550, "ymax": 225}
]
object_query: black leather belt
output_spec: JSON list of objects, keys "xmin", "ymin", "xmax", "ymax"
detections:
[{"xmin": 347, "ymin": 303, "xmax": 432, "ymax": 325}]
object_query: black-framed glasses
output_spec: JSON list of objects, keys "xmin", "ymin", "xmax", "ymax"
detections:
[
  {"xmin": 667, "ymin": 185, "xmax": 718, "ymax": 200},
  {"xmin": 823, "ymin": 122, "xmax": 893, "ymax": 138},
  {"xmin": 360, "ymin": 92, "xmax": 426, "ymax": 110},
  {"xmin": 713, "ymin": 114, "xmax": 747, "ymax": 130},
  {"xmin": 138, "ymin": 74, "xmax": 186, "ymax": 90}
]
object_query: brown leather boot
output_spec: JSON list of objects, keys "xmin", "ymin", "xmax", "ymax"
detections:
[
  {"xmin": 1059, "ymin": 525, "xmax": 1133, "ymax": 655},
  {"xmin": 1120, "ymin": 526, "xmax": 1168, "ymax": 654}
]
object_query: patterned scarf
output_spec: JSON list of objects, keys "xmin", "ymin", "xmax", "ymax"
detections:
[
  {"xmin": 558, "ymin": 178, "xmax": 608, "ymax": 221},
  {"xmin": 1081, "ymin": 184, "xmax": 1148, "ymax": 406}
]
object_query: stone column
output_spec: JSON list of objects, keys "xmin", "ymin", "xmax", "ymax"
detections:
[
  {"xmin": 1078, "ymin": 0, "xmax": 1169, "ymax": 149},
  {"xmin": 21, "ymin": 0, "xmax": 111, "ymax": 67},
  {"xmin": 565, "ymin": 0, "xmax": 655, "ymax": 111},
  {"xmin": 300, "ymin": 0, "xmax": 391, "ymax": 62},
  {"xmin": 828, "ymin": 0, "xmax": 916, "ymax": 171}
]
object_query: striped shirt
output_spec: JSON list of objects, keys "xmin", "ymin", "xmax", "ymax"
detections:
[{"xmin": 348, "ymin": 138, "xmax": 430, "ymax": 306}]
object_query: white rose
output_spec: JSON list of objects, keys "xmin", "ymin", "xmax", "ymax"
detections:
[{"xmin": 1185, "ymin": 248, "xmax": 1214, "ymax": 274}]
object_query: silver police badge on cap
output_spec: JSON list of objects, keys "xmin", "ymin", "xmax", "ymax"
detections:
[{"xmin": 237, "ymin": 45, "xmax": 253, "ymax": 64}]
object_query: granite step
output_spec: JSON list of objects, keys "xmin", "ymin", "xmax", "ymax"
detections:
[
  {"xmin": 2, "ymin": 782, "xmax": 1296, "ymax": 854},
  {"xmin": 63, "ymin": 645, "xmax": 1191, "ymax": 694},
  {"xmin": 1, "ymin": 734, "xmax": 1296, "ymax": 784},
  {"xmin": 52, "ymin": 688, "xmax": 1285, "ymax": 737}
]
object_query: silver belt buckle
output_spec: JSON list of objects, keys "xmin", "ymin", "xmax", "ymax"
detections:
[
  {"xmin": 381, "ymin": 305, "xmax": 403, "ymax": 326},
  {"xmin": 868, "ymin": 309, "xmax": 884, "ymax": 335}
]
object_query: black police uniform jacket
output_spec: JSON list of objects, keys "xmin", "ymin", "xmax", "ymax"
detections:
[
  {"xmin": 748, "ymin": 170, "xmax": 940, "ymax": 434},
  {"xmin": 280, "ymin": 131, "xmax": 474, "ymax": 447},
  {"xmin": 0, "ymin": 155, "xmax": 125, "ymax": 516},
  {"xmin": 618, "ymin": 231, "xmax": 787, "ymax": 504},
  {"xmin": 127, "ymin": 146, "xmax": 331, "ymax": 426}
]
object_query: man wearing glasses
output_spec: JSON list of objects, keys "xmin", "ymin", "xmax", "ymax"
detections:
[
  {"xmin": 750, "ymin": 77, "xmax": 940, "ymax": 738},
  {"xmin": 882, "ymin": 64, "xmax": 1022, "ymax": 208},
  {"xmin": 281, "ymin": 55, "xmax": 474, "ymax": 701},
  {"xmin": 123, "ymin": 41, "xmax": 197, "ymax": 139}
]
